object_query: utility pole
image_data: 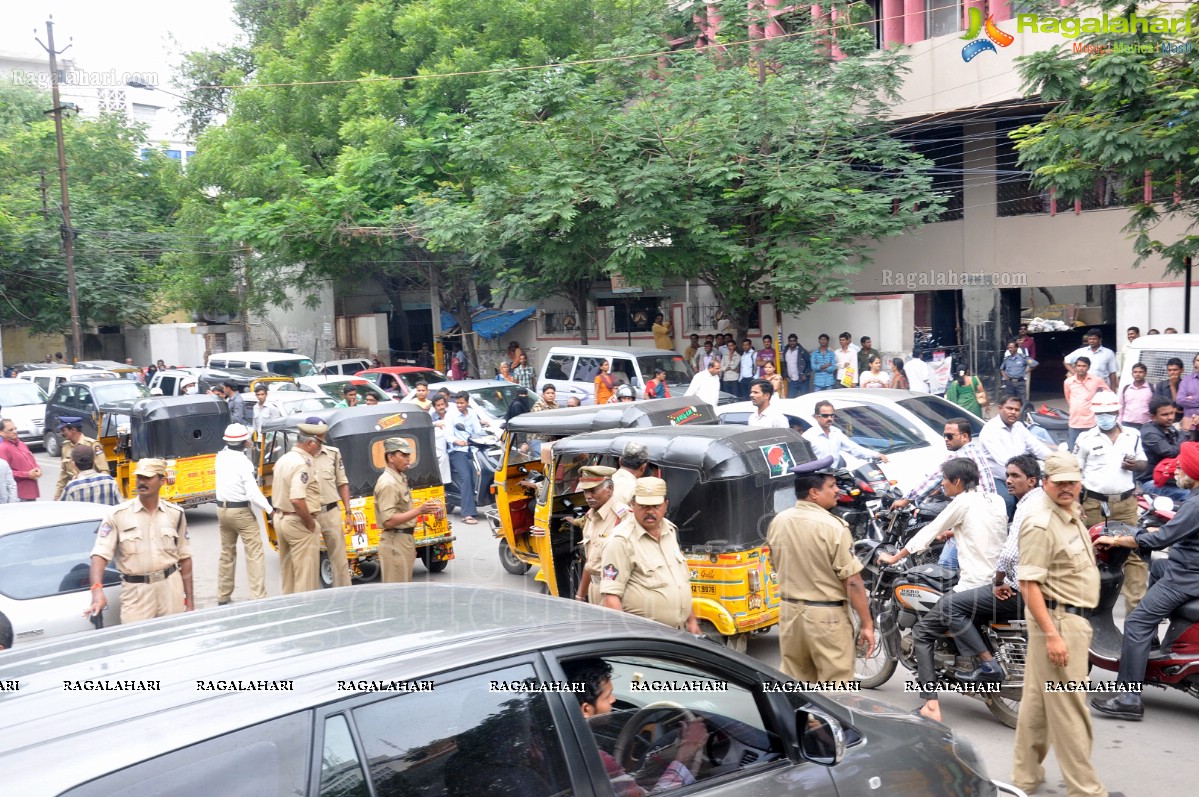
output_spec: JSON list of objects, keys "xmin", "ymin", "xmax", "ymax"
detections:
[{"xmin": 37, "ymin": 18, "xmax": 83, "ymax": 362}]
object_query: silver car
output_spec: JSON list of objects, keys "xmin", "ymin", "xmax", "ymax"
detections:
[
  {"xmin": 0, "ymin": 502, "xmax": 122, "ymax": 645},
  {"xmin": 0, "ymin": 585, "xmax": 1023, "ymax": 797}
]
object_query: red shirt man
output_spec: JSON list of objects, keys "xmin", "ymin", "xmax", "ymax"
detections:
[{"xmin": 0, "ymin": 419, "xmax": 42, "ymax": 500}]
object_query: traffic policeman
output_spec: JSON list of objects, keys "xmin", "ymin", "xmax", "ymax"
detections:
[
  {"xmin": 214, "ymin": 423, "xmax": 272, "ymax": 604},
  {"xmin": 572, "ymin": 466, "xmax": 629, "ymax": 604},
  {"xmin": 374, "ymin": 437, "xmax": 442, "ymax": 582},
  {"xmin": 271, "ymin": 429, "xmax": 322, "ymax": 594},
  {"xmin": 86, "ymin": 458, "xmax": 193, "ymax": 624},
  {"xmin": 767, "ymin": 456, "xmax": 873, "ymax": 684},
  {"xmin": 305, "ymin": 416, "xmax": 353, "ymax": 588},
  {"xmin": 54, "ymin": 416, "xmax": 108, "ymax": 500},
  {"xmin": 1012, "ymin": 451, "xmax": 1106, "ymax": 797},
  {"xmin": 600, "ymin": 477, "xmax": 699, "ymax": 632}
]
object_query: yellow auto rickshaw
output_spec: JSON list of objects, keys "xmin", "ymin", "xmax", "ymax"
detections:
[
  {"xmin": 99, "ymin": 394, "xmax": 231, "ymax": 508},
  {"xmin": 492, "ymin": 396, "xmax": 717, "ymax": 588},
  {"xmin": 258, "ymin": 403, "xmax": 454, "ymax": 585},
  {"xmin": 525, "ymin": 424, "xmax": 814, "ymax": 652}
]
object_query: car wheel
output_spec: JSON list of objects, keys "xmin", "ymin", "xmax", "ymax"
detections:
[
  {"xmin": 44, "ymin": 431, "xmax": 60, "ymax": 458},
  {"xmin": 318, "ymin": 552, "xmax": 333, "ymax": 589},
  {"xmin": 499, "ymin": 539, "xmax": 531, "ymax": 575}
]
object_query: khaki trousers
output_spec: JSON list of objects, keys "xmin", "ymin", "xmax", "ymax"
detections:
[
  {"xmin": 379, "ymin": 529, "xmax": 416, "ymax": 583},
  {"xmin": 317, "ymin": 507, "xmax": 351, "ymax": 588},
  {"xmin": 1082, "ymin": 494, "xmax": 1148, "ymax": 612},
  {"xmin": 217, "ymin": 507, "xmax": 267, "ymax": 602},
  {"xmin": 120, "ymin": 570, "xmax": 185, "ymax": 623},
  {"xmin": 277, "ymin": 514, "xmax": 320, "ymax": 594},
  {"xmin": 588, "ymin": 570, "xmax": 602, "ymax": 605},
  {"xmin": 779, "ymin": 601, "xmax": 854, "ymax": 683},
  {"xmin": 1013, "ymin": 611, "xmax": 1106, "ymax": 797}
]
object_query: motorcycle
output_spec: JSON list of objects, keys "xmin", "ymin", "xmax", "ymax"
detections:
[
  {"xmin": 852, "ymin": 540, "xmax": 1028, "ymax": 727},
  {"xmin": 1022, "ymin": 402, "xmax": 1070, "ymax": 448},
  {"xmin": 1088, "ymin": 496, "xmax": 1199, "ymax": 699},
  {"xmin": 831, "ymin": 458, "xmax": 891, "ymax": 542},
  {"xmin": 868, "ymin": 489, "xmax": 951, "ymax": 570},
  {"xmin": 445, "ymin": 425, "xmax": 502, "ymax": 513}
]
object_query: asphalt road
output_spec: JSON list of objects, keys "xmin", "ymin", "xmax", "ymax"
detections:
[{"xmin": 29, "ymin": 446, "xmax": 1199, "ymax": 794}]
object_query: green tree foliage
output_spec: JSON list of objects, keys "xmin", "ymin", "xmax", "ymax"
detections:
[
  {"xmin": 0, "ymin": 85, "xmax": 184, "ymax": 336},
  {"xmin": 1014, "ymin": 2, "xmax": 1199, "ymax": 271}
]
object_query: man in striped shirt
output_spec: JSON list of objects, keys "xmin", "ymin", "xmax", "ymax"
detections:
[{"xmin": 60, "ymin": 445, "xmax": 122, "ymax": 506}]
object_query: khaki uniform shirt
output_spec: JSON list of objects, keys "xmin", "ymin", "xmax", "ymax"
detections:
[
  {"xmin": 600, "ymin": 516, "xmax": 692, "ymax": 628},
  {"xmin": 313, "ymin": 443, "xmax": 349, "ymax": 507},
  {"xmin": 374, "ymin": 467, "xmax": 415, "ymax": 530},
  {"xmin": 582, "ymin": 499, "xmax": 630, "ymax": 576},
  {"xmin": 767, "ymin": 501, "xmax": 862, "ymax": 602},
  {"xmin": 272, "ymin": 449, "xmax": 318, "ymax": 513},
  {"xmin": 611, "ymin": 468, "xmax": 638, "ymax": 508},
  {"xmin": 91, "ymin": 498, "xmax": 190, "ymax": 575},
  {"xmin": 1017, "ymin": 493, "xmax": 1100, "ymax": 609},
  {"xmin": 56, "ymin": 435, "xmax": 108, "ymax": 499}
]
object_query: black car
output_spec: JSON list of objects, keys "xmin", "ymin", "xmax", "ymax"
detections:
[
  {"xmin": 0, "ymin": 585, "xmax": 1024, "ymax": 796},
  {"xmin": 42, "ymin": 377, "xmax": 150, "ymax": 456}
]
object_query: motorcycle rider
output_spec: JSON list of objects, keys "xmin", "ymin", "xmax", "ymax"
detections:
[
  {"xmin": 876, "ymin": 458, "xmax": 1008, "ymax": 722},
  {"xmin": 1091, "ymin": 441, "xmax": 1199, "ymax": 721}
]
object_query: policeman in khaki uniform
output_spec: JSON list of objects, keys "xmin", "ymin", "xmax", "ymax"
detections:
[
  {"xmin": 374, "ymin": 437, "xmax": 442, "ymax": 583},
  {"xmin": 271, "ymin": 429, "xmax": 323, "ymax": 594},
  {"xmin": 600, "ymin": 477, "xmax": 699, "ymax": 632},
  {"xmin": 766, "ymin": 457, "xmax": 874, "ymax": 684},
  {"xmin": 1013, "ymin": 452, "xmax": 1108, "ymax": 797},
  {"xmin": 571, "ymin": 466, "xmax": 629, "ymax": 604},
  {"xmin": 305, "ymin": 416, "xmax": 353, "ymax": 588},
  {"xmin": 87, "ymin": 458, "xmax": 193, "ymax": 623},
  {"xmin": 54, "ymin": 417, "xmax": 108, "ymax": 500}
]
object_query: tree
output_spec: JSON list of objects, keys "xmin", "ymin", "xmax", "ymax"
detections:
[{"xmin": 1014, "ymin": 2, "xmax": 1199, "ymax": 272}]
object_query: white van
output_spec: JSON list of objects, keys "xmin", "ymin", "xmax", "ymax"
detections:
[
  {"xmin": 0, "ymin": 378, "xmax": 49, "ymax": 445},
  {"xmin": 535, "ymin": 346, "xmax": 694, "ymax": 405},
  {"xmin": 206, "ymin": 351, "xmax": 318, "ymax": 378},
  {"xmin": 17, "ymin": 367, "xmax": 116, "ymax": 397},
  {"xmin": 1117, "ymin": 333, "xmax": 1199, "ymax": 392}
]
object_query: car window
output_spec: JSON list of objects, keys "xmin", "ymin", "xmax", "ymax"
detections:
[
  {"xmin": 209, "ymin": 359, "xmax": 227, "ymax": 369},
  {"xmin": 897, "ymin": 395, "xmax": 984, "ymax": 437},
  {"xmin": 0, "ymin": 521, "xmax": 121, "ymax": 599},
  {"xmin": 544, "ymin": 354, "xmax": 575, "ymax": 382},
  {"xmin": 556, "ymin": 654, "xmax": 785, "ymax": 795},
  {"xmin": 467, "ymin": 385, "xmax": 522, "ymax": 417},
  {"xmin": 91, "ymin": 381, "xmax": 151, "ymax": 405},
  {"xmin": 637, "ymin": 354, "xmax": 693, "ymax": 383},
  {"xmin": 838, "ymin": 405, "xmax": 926, "ymax": 453},
  {"xmin": 320, "ymin": 714, "xmax": 370, "ymax": 797},
  {"xmin": 34, "ymin": 375, "xmax": 53, "ymax": 394},
  {"xmin": 270, "ymin": 359, "xmax": 317, "ymax": 377},
  {"xmin": 609, "ymin": 358, "xmax": 635, "ymax": 385},
  {"xmin": 345, "ymin": 665, "xmax": 574, "ymax": 797},
  {"xmin": 0, "ymin": 381, "xmax": 48, "ymax": 406},
  {"xmin": 574, "ymin": 356, "xmax": 604, "ymax": 384},
  {"xmin": 64, "ymin": 712, "xmax": 311, "ymax": 797},
  {"xmin": 158, "ymin": 376, "xmax": 177, "ymax": 395}
]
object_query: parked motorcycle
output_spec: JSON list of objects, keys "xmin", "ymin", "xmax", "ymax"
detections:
[
  {"xmin": 1088, "ymin": 496, "xmax": 1199, "ymax": 699},
  {"xmin": 831, "ymin": 458, "xmax": 891, "ymax": 542},
  {"xmin": 852, "ymin": 540, "xmax": 1027, "ymax": 727},
  {"xmin": 445, "ymin": 425, "xmax": 502, "ymax": 513}
]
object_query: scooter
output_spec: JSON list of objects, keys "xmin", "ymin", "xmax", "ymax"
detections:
[
  {"xmin": 445, "ymin": 426, "xmax": 502, "ymax": 513},
  {"xmin": 852, "ymin": 539, "xmax": 1028, "ymax": 727},
  {"xmin": 1023, "ymin": 402, "xmax": 1070, "ymax": 447},
  {"xmin": 1088, "ymin": 497, "xmax": 1199, "ymax": 699}
]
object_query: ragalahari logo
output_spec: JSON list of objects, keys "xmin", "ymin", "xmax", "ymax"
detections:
[{"xmin": 961, "ymin": 8, "xmax": 1015, "ymax": 62}]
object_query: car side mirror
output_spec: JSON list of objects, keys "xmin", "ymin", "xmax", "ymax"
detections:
[{"xmin": 798, "ymin": 706, "xmax": 845, "ymax": 766}]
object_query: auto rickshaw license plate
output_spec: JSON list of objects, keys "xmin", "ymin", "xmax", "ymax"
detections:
[{"xmin": 352, "ymin": 532, "xmax": 368, "ymax": 549}]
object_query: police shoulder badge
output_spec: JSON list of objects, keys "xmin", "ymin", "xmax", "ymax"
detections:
[
  {"xmin": 98, "ymin": 522, "xmax": 112, "ymax": 538},
  {"xmin": 602, "ymin": 564, "xmax": 619, "ymax": 581},
  {"xmin": 300, "ymin": 472, "xmax": 309, "ymax": 484}
]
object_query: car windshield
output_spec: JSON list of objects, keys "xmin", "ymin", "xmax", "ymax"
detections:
[
  {"xmin": 897, "ymin": 395, "xmax": 984, "ymax": 437},
  {"xmin": 0, "ymin": 520, "xmax": 117, "ymax": 599},
  {"xmin": 466, "ymin": 384, "xmax": 524, "ymax": 417},
  {"xmin": 271, "ymin": 359, "xmax": 318, "ymax": 377},
  {"xmin": 318, "ymin": 381, "xmax": 390, "ymax": 402},
  {"xmin": 396, "ymin": 370, "xmax": 446, "ymax": 391},
  {"xmin": 835, "ymin": 404, "xmax": 927, "ymax": 454},
  {"xmin": 638, "ymin": 354, "xmax": 694, "ymax": 383},
  {"xmin": 91, "ymin": 382, "xmax": 151, "ymax": 404},
  {"xmin": 273, "ymin": 396, "xmax": 339, "ymax": 414},
  {"xmin": 0, "ymin": 382, "xmax": 48, "ymax": 406}
]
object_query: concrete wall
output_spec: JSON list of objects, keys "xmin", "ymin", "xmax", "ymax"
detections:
[
  {"xmin": 124, "ymin": 323, "xmax": 207, "ymax": 367},
  {"xmin": 1117, "ymin": 282, "xmax": 1199, "ymax": 334},
  {"xmin": 247, "ymin": 283, "xmax": 336, "ymax": 363},
  {"xmin": 780, "ymin": 294, "xmax": 914, "ymax": 363},
  {"xmin": 0, "ymin": 327, "xmax": 67, "ymax": 367}
]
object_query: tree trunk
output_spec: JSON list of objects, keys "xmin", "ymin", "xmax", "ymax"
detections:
[
  {"xmin": 568, "ymin": 280, "xmax": 591, "ymax": 345},
  {"xmin": 449, "ymin": 276, "xmax": 479, "ymax": 378}
]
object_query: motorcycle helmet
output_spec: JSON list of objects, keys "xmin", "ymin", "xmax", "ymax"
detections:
[{"xmin": 616, "ymin": 385, "xmax": 636, "ymax": 401}]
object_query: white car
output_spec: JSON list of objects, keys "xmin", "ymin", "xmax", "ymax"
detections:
[
  {"xmin": 717, "ymin": 390, "xmax": 955, "ymax": 494},
  {"xmin": 0, "ymin": 378, "xmax": 49, "ymax": 446},
  {"xmin": 263, "ymin": 391, "xmax": 340, "ymax": 417},
  {"xmin": 0, "ymin": 502, "xmax": 122, "ymax": 645},
  {"xmin": 316, "ymin": 358, "xmax": 372, "ymax": 376},
  {"xmin": 295, "ymin": 376, "xmax": 394, "ymax": 404},
  {"xmin": 426, "ymin": 379, "xmax": 526, "ymax": 428}
]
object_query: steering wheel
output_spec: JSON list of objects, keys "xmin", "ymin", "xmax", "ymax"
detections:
[{"xmin": 612, "ymin": 700, "xmax": 699, "ymax": 772}]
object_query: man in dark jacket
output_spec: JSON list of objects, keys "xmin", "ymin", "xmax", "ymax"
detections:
[{"xmin": 1140, "ymin": 397, "xmax": 1189, "ymax": 502}]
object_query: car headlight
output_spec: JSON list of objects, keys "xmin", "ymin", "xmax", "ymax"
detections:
[{"xmin": 951, "ymin": 733, "xmax": 990, "ymax": 781}]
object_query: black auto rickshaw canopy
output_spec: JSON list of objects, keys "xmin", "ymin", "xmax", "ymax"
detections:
[
  {"xmin": 261, "ymin": 403, "xmax": 441, "ymax": 495},
  {"xmin": 102, "ymin": 395, "xmax": 231, "ymax": 459},
  {"xmin": 505, "ymin": 396, "xmax": 717, "ymax": 438},
  {"xmin": 549, "ymin": 425, "xmax": 815, "ymax": 550}
]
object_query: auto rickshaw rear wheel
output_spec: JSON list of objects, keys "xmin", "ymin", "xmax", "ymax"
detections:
[
  {"xmin": 419, "ymin": 548, "xmax": 449, "ymax": 573},
  {"xmin": 698, "ymin": 620, "xmax": 748, "ymax": 654},
  {"xmin": 318, "ymin": 552, "xmax": 333, "ymax": 590},
  {"xmin": 498, "ymin": 540, "xmax": 532, "ymax": 575},
  {"xmin": 352, "ymin": 559, "xmax": 380, "ymax": 584}
]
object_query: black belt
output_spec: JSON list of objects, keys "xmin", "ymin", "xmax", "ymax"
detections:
[
  {"xmin": 218, "ymin": 500, "xmax": 249, "ymax": 509},
  {"xmin": 1044, "ymin": 598, "xmax": 1093, "ymax": 619},
  {"xmin": 383, "ymin": 527, "xmax": 415, "ymax": 535},
  {"xmin": 784, "ymin": 598, "xmax": 845, "ymax": 607},
  {"xmin": 121, "ymin": 563, "xmax": 178, "ymax": 584},
  {"xmin": 322, "ymin": 502, "xmax": 341, "ymax": 512},
  {"xmin": 1003, "ymin": 377, "xmax": 1026, "ymax": 382},
  {"xmin": 1082, "ymin": 488, "xmax": 1135, "ymax": 503}
]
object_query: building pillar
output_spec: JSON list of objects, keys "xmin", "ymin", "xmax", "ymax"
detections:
[
  {"xmin": 962, "ymin": 287, "xmax": 1020, "ymax": 408},
  {"xmin": 883, "ymin": 0, "xmax": 904, "ymax": 46},
  {"xmin": 904, "ymin": 0, "xmax": 925, "ymax": 44},
  {"xmin": 991, "ymin": 0, "xmax": 1012, "ymax": 22}
]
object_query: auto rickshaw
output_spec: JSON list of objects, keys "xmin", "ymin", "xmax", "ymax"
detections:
[
  {"xmin": 528, "ymin": 424, "xmax": 814, "ymax": 652},
  {"xmin": 258, "ymin": 403, "xmax": 453, "ymax": 586},
  {"xmin": 493, "ymin": 396, "xmax": 717, "ymax": 585},
  {"xmin": 99, "ymin": 395, "xmax": 231, "ymax": 508}
]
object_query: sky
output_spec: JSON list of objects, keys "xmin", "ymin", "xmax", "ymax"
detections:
[{"xmin": 1, "ymin": 0, "xmax": 242, "ymax": 91}]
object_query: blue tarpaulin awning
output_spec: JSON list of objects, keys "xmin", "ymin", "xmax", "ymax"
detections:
[{"xmin": 440, "ymin": 306, "xmax": 536, "ymax": 340}]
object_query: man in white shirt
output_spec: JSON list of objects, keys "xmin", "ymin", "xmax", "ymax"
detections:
[
  {"xmin": 904, "ymin": 352, "xmax": 931, "ymax": 393},
  {"xmin": 833, "ymin": 333, "xmax": 857, "ymax": 387},
  {"xmin": 684, "ymin": 358, "xmax": 722, "ymax": 407},
  {"xmin": 738, "ymin": 338, "xmax": 756, "ymax": 399},
  {"xmin": 877, "ymin": 458, "xmax": 1008, "ymax": 722},
  {"xmin": 747, "ymin": 380, "xmax": 788, "ymax": 428},
  {"xmin": 214, "ymin": 423, "xmax": 274, "ymax": 605},
  {"xmin": 979, "ymin": 394, "xmax": 1053, "ymax": 510},
  {"xmin": 1065, "ymin": 328, "xmax": 1118, "ymax": 390},
  {"xmin": 801, "ymin": 399, "xmax": 889, "ymax": 465}
]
